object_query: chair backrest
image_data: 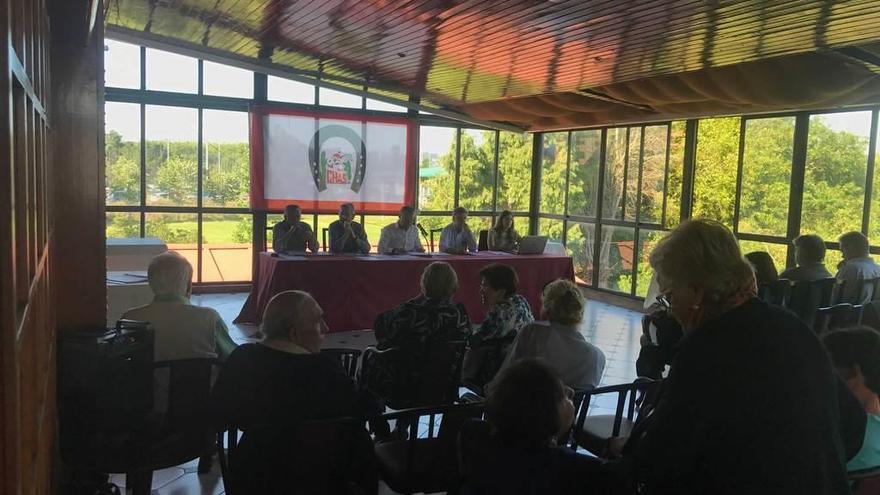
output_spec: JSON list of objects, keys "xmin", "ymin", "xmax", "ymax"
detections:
[
  {"xmin": 154, "ymin": 358, "xmax": 219, "ymax": 433},
  {"xmin": 569, "ymin": 378, "xmax": 661, "ymax": 450},
  {"xmin": 759, "ymin": 279, "xmax": 791, "ymax": 307},
  {"xmin": 380, "ymin": 402, "xmax": 485, "ymax": 493},
  {"xmin": 816, "ymin": 303, "xmax": 864, "ymax": 333},
  {"xmin": 429, "ymin": 228, "xmax": 443, "ymax": 252},
  {"xmin": 478, "ymin": 230, "xmax": 489, "ymax": 251},
  {"xmin": 788, "ymin": 278, "xmax": 837, "ymax": 330},
  {"xmin": 839, "ymin": 277, "xmax": 880, "ymax": 305},
  {"xmin": 218, "ymin": 418, "xmax": 375, "ymax": 495},
  {"xmin": 361, "ymin": 340, "xmax": 467, "ymax": 409},
  {"xmin": 321, "ymin": 347, "xmax": 362, "ymax": 378},
  {"xmin": 321, "ymin": 227, "xmax": 329, "ymax": 252}
]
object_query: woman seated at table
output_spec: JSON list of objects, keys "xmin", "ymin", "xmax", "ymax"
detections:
[
  {"xmin": 373, "ymin": 261, "xmax": 471, "ymax": 351},
  {"xmin": 491, "ymin": 279, "xmax": 605, "ymax": 391},
  {"xmin": 488, "ymin": 210, "xmax": 522, "ymax": 252},
  {"xmin": 461, "ymin": 263, "xmax": 534, "ymax": 392},
  {"xmin": 460, "ymin": 359, "xmax": 618, "ymax": 494},
  {"xmin": 823, "ymin": 326, "xmax": 880, "ymax": 473}
]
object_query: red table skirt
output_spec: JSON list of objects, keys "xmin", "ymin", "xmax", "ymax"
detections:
[{"xmin": 235, "ymin": 252, "xmax": 575, "ymax": 333}]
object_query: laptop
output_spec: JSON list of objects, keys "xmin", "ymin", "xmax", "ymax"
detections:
[{"xmin": 518, "ymin": 235, "xmax": 548, "ymax": 255}]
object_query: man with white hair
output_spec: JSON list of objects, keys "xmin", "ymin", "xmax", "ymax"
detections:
[
  {"xmin": 211, "ymin": 290, "xmax": 380, "ymax": 492},
  {"xmin": 122, "ymin": 251, "xmax": 236, "ymax": 361}
]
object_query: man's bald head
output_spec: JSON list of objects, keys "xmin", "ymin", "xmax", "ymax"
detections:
[{"xmin": 261, "ymin": 290, "xmax": 327, "ymax": 352}]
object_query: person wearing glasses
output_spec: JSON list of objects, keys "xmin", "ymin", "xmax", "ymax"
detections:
[
  {"xmin": 488, "ymin": 279, "xmax": 605, "ymax": 392},
  {"xmin": 627, "ymin": 219, "xmax": 850, "ymax": 494}
]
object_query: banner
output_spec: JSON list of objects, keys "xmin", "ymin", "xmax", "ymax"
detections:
[{"xmin": 250, "ymin": 106, "xmax": 415, "ymax": 213}]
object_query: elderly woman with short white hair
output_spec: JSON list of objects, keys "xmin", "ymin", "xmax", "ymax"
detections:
[
  {"xmin": 631, "ymin": 219, "xmax": 850, "ymax": 494},
  {"xmin": 489, "ymin": 278, "xmax": 605, "ymax": 391}
]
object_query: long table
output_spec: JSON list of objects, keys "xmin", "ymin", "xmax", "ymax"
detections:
[{"xmin": 235, "ymin": 252, "xmax": 575, "ymax": 332}]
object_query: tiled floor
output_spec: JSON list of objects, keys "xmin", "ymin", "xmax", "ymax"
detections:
[{"xmin": 117, "ymin": 291, "xmax": 643, "ymax": 494}]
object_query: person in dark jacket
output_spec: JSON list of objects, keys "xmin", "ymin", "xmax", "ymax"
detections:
[
  {"xmin": 212, "ymin": 290, "xmax": 380, "ymax": 494},
  {"xmin": 460, "ymin": 359, "xmax": 619, "ymax": 494},
  {"xmin": 628, "ymin": 219, "xmax": 850, "ymax": 495}
]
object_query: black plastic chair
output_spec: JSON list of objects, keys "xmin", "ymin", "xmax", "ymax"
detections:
[
  {"xmin": 837, "ymin": 277, "xmax": 880, "ymax": 305},
  {"xmin": 788, "ymin": 278, "xmax": 837, "ymax": 331},
  {"xmin": 759, "ymin": 279, "xmax": 791, "ymax": 307},
  {"xmin": 569, "ymin": 378, "xmax": 661, "ymax": 457},
  {"xmin": 850, "ymin": 466, "xmax": 880, "ymax": 495},
  {"xmin": 477, "ymin": 229, "xmax": 489, "ymax": 251},
  {"xmin": 321, "ymin": 347, "xmax": 362, "ymax": 378},
  {"xmin": 816, "ymin": 303, "xmax": 864, "ymax": 334},
  {"xmin": 374, "ymin": 402, "xmax": 485, "ymax": 495},
  {"xmin": 217, "ymin": 417, "xmax": 376, "ymax": 495},
  {"xmin": 429, "ymin": 228, "xmax": 444, "ymax": 252},
  {"xmin": 360, "ymin": 340, "xmax": 467, "ymax": 410},
  {"xmin": 117, "ymin": 358, "xmax": 220, "ymax": 495}
]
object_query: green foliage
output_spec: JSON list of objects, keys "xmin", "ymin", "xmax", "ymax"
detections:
[
  {"xmin": 233, "ymin": 217, "xmax": 253, "ymax": 243},
  {"xmin": 106, "ymin": 156, "xmax": 140, "ymax": 203},
  {"xmin": 156, "ymin": 157, "xmax": 198, "ymax": 203}
]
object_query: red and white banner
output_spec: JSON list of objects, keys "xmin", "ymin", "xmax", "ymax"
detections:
[{"xmin": 249, "ymin": 106, "xmax": 416, "ymax": 213}]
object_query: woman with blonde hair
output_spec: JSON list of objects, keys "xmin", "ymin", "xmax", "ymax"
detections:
[
  {"xmin": 489, "ymin": 278, "xmax": 605, "ymax": 391},
  {"xmin": 631, "ymin": 219, "xmax": 849, "ymax": 494}
]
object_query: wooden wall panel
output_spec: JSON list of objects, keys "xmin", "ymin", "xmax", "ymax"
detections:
[{"xmin": 0, "ymin": 0, "xmax": 85, "ymax": 493}]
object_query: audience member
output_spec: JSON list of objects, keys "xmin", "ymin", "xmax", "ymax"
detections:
[
  {"xmin": 636, "ymin": 273, "xmax": 684, "ymax": 379},
  {"xmin": 212, "ymin": 291, "xmax": 380, "ymax": 493},
  {"xmin": 779, "ymin": 234, "xmax": 833, "ymax": 282},
  {"xmin": 745, "ymin": 251, "xmax": 779, "ymax": 286},
  {"xmin": 272, "ymin": 204, "xmax": 318, "ymax": 253},
  {"xmin": 487, "ymin": 210, "xmax": 522, "ymax": 252},
  {"xmin": 439, "ymin": 206, "xmax": 477, "ymax": 254},
  {"xmin": 461, "ymin": 263, "xmax": 534, "ymax": 392},
  {"xmin": 492, "ymin": 279, "xmax": 605, "ymax": 391},
  {"xmin": 460, "ymin": 359, "xmax": 618, "ymax": 494},
  {"xmin": 328, "ymin": 203, "xmax": 371, "ymax": 254},
  {"xmin": 377, "ymin": 205, "xmax": 425, "ymax": 254},
  {"xmin": 374, "ymin": 262, "xmax": 470, "ymax": 351},
  {"xmin": 837, "ymin": 231, "xmax": 880, "ymax": 304},
  {"xmin": 628, "ymin": 219, "xmax": 849, "ymax": 494},
  {"xmin": 824, "ymin": 327, "xmax": 880, "ymax": 473},
  {"xmin": 122, "ymin": 251, "xmax": 235, "ymax": 362}
]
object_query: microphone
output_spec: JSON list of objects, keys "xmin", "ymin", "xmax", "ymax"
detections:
[{"xmin": 416, "ymin": 223, "xmax": 429, "ymax": 237}]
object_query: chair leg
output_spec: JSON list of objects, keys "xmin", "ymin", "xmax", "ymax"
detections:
[{"xmin": 126, "ymin": 470, "xmax": 152, "ymax": 495}]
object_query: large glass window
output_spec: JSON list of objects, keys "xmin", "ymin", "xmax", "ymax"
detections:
[
  {"xmin": 567, "ymin": 130, "xmax": 601, "ymax": 219},
  {"xmin": 145, "ymin": 212, "xmax": 198, "ymax": 281},
  {"xmin": 418, "ymin": 126, "xmax": 456, "ymax": 212},
  {"xmin": 566, "ymin": 222, "xmax": 596, "ymax": 285},
  {"xmin": 603, "ymin": 127, "xmax": 627, "ymax": 220},
  {"xmin": 624, "ymin": 127, "xmax": 642, "ymax": 221},
  {"xmin": 541, "ymin": 132, "xmax": 568, "ymax": 215},
  {"xmin": 201, "ymin": 213, "xmax": 252, "ymax": 282},
  {"xmin": 803, "ymin": 111, "xmax": 872, "ymax": 241},
  {"xmin": 496, "ymin": 132, "xmax": 532, "ymax": 212},
  {"xmin": 738, "ymin": 117, "xmax": 795, "ymax": 237},
  {"xmin": 458, "ymin": 129, "xmax": 496, "ymax": 212},
  {"xmin": 665, "ymin": 121, "xmax": 686, "ymax": 228},
  {"xmin": 693, "ymin": 117, "xmax": 740, "ymax": 226},
  {"xmin": 598, "ymin": 226, "xmax": 636, "ymax": 292},
  {"xmin": 203, "ymin": 61, "xmax": 253, "ymax": 99},
  {"xmin": 145, "ymin": 105, "xmax": 198, "ymax": 206},
  {"xmin": 640, "ymin": 126, "xmax": 668, "ymax": 225},
  {"xmin": 145, "ymin": 48, "xmax": 197, "ymax": 93},
  {"xmin": 105, "ymin": 102, "xmax": 141, "ymax": 206},
  {"xmin": 202, "ymin": 110, "xmax": 250, "ymax": 208},
  {"xmin": 104, "ymin": 40, "xmax": 140, "ymax": 89},
  {"xmin": 539, "ymin": 218, "xmax": 564, "ymax": 243},
  {"xmin": 267, "ymin": 76, "xmax": 315, "ymax": 104},
  {"xmin": 319, "ymin": 86, "xmax": 363, "ymax": 108}
]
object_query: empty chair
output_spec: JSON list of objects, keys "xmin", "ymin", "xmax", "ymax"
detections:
[
  {"xmin": 816, "ymin": 303, "xmax": 864, "ymax": 334},
  {"xmin": 374, "ymin": 402, "xmax": 484, "ymax": 495},
  {"xmin": 570, "ymin": 378, "xmax": 661, "ymax": 456},
  {"xmin": 758, "ymin": 279, "xmax": 791, "ymax": 307}
]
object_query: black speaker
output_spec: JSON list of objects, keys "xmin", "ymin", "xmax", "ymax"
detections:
[{"xmin": 58, "ymin": 320, "xmax": 154, "ymax": 467}]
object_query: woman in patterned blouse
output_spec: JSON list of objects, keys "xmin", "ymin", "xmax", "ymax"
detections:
[
  {"xmin": 487, "ymin": 210, "xmax": 522, "ymax": 253},
  {"xmin": 461, "ymin": 263, "xmax": 535, "ymax": 392}
]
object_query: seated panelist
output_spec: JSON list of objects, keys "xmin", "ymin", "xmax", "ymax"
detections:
[
  {"xmin": 439, "ymin": 207, "xmax": 477, "ymax": 254},
  {"xmin": 328, "ymin": 203, "xmax": 370, "ymax": 254},
  {"xmin": 377, "ymin": 205, "xmax": 425, "ymax": 254},
  {"xmin": 272, "ymin": 204, "xmax": 318, "ymax": 254}
]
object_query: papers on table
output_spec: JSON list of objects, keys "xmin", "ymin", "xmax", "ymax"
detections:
[{"xmin": 107, "ymin": 272, "xmax": 149, "ymax": 285}]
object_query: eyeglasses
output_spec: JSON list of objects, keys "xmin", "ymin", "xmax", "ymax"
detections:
[{"xmin": 656, "ymin": 293, "xmax": 671, "ymax": 310}]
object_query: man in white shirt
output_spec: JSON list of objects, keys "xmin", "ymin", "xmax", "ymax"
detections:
[
  {"xmin": 439, "ymin": 207, "xmax": 478, "ymax": 254},
  {"xmin": 378, "ymin": 205, "xmax": 425, "ymax": 254},
  {"xmin": 836, "ymin": 231, "xmax": 880, "ymax": 304},
  {"xmin": 123, "ymin": 251, "xmax": 236, "ymax": 361}
]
